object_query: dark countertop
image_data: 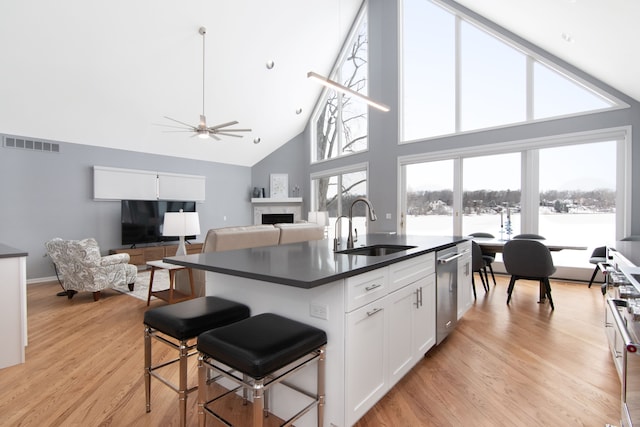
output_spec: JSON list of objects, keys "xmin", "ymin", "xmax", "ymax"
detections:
[
  {"xmin": 0, "ymin": 244, "xmax": 28, "ymax": 259},
  {"xmin": 164, "ymin": 234, "xmax": 468, "ymax": 289},
  {"xmin": 613, "ymin": 240, "xmax": 640, "ymax": 267}
]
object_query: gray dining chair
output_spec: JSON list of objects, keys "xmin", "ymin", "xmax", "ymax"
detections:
[
  {"xmin": 469, "ymin": 232, "xmax": 497, "ymax": 286},
  {"xmin": 471, "ymin": 241, "xmax": 489, "ymax": 299},
  {"xmin": 503, "ymin": 239, "xmax": 556, "ymax": 309},
  {"xmin": 587, "ymin": 246, "xmax": 607, "ymax": 288},
  {"xmin": 513, "ymin": 233, "xmax": 546, "ymax": 240}
]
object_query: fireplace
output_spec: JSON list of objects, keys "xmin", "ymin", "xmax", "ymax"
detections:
[
  {"xmin": 261, "ymin": 213, "xmax": 294, "ymax": 224},
  {"xmin": 252, "ymin": 198, "xmax": 303, "ymax": 225}
]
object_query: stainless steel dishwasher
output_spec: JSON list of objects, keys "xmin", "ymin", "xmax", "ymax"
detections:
[{"xmin": 436, "ymin": 245, "xmax": 462, "ymax": 345}]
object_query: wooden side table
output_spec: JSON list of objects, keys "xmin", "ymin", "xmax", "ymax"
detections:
[{"xmin": 146, "ymin": 260, "xmax": 195, "ymax": 306}]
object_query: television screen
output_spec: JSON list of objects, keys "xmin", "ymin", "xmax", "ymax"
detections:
[{"xmin": 121, "ymin": 200, "xmax": 196, "ymax": 246}]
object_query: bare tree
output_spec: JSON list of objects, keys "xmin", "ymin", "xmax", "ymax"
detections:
[{"xmin": 315, "ymin": 22, "xmax": 369, "ymax": 213}]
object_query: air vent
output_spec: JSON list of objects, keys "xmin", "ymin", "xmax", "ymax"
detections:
[{"xmin": 3, "ymin": 136, "xmax": 59, "ymax": 153}]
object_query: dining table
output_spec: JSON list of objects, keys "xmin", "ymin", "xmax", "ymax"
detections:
[
  {"xmin": 472, "ymin": 237, "xmax": 587, "ymax": 253},
  {"xmin": 471, "ymin": 237, "xmax": 588, "ymax": 302}
]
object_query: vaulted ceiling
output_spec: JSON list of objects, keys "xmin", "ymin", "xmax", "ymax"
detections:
[
  {"xmin": 454, "ymin": 0, "xmax": 640, "ymax": 105},
  {"xmin": 0, "ymin": 1, "xmax": 636, "ymax": 167}
]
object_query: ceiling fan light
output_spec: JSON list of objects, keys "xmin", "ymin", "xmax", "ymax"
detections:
[{"xmin": 197, "ymin": 130, "xmax": 210, "ymax": 139}]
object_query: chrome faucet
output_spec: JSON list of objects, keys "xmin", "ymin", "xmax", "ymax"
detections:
[
  {"xmin": 333, "ymin": 215, "xmax": 351, "ymax": 251},
  {"xmin": 347, "ymin": 197, "xmax": 377, "ymax": 249}
]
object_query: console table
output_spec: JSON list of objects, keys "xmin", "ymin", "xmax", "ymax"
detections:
[{"xmin": 110, "ymin": 243, "xmax": 203, "ymax": 266}]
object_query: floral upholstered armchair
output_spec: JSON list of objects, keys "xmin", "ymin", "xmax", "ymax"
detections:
[{"xmin": 45, "ymin": 237, "xmax": 137, "ymax": 301}]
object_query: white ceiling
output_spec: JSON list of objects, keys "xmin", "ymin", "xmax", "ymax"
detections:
[
  {"xmin": 0, "ymin": 0, "xmax": 362, "ymax": 167},
  {"xmin": 453, "ymin": 0, "xmax": 640, "ymax": 104},
  {"xmin": 0, "ymin": 1, "xmax": 637, "ymax": 167}
]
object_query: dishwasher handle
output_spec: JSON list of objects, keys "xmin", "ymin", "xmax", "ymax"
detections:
[{"xmin": 437, "ymin": 252, "xmax": 463, "ymax": 264}]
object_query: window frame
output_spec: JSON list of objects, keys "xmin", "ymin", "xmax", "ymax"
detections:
[
  {"xmin": 398, "ymin": 0, "xmax": 629, "ymax": 145},
  {"xmin": 310, "ymin": 3, "xmax": 370, "ymax": 164},
  {"xmin": 397, "ymin": 126, "xmax": 632, "ymax": 240}
]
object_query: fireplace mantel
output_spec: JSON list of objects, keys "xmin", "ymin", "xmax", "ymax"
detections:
[
  {"xmin": 251, "ymin": 197, "xmax": 302, "ymax": 204},
  {"xmin": 251, "ymin": 198, "xmax": 303, "ymax": 225}
]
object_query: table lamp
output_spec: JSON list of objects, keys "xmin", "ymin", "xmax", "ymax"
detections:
[{"xmin": 162, "ymin": 209, "xmax": 200, "ymax": 256}]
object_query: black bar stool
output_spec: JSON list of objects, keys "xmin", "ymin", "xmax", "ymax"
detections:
[
  {"xmin": 197, "ymin": 313, "xmax": 327, "ymax": 427},
  {"xmin": 143, "ymin": 296, "xmax": 250, "ymax": 427}
]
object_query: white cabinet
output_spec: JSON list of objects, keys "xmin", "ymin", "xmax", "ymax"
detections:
[
  {"xmin": 345, "ymin": 297, "xmax": 388, "ymax": 426},
  {"xmin": 93, "ymin": 166, "xmax": 205, "ymax": 201},
  {"xmin": 387, "ymin": 275, "xmax": 435, "ymax": 387},
  {"xmin": 0, "ymin": 250, "xmax": 27, "ymax": 369},
  {"xmin": 457, "ymin": 240, "xmax": 473, "ymax": 319},
  {"xmin": 344, "ymin": 253, "xmax": 436, "ymax": 426}
]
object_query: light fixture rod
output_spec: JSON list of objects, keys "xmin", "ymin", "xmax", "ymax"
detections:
[
  {"xmin": 307, "ymin": 71, "xmax": 390, "ymax": 112},
  {"xmin": 199, "ymin": 27, "xmax": 206, "ymax": 116}
]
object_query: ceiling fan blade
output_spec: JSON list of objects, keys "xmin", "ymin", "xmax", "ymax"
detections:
[
  {"xmin": 156, "ymin": 123, "xmax": 194, "ymax": 130},
  {"xmin": 216, "ymin": 128, "xmax": 252, "ymax": 132},
  {"xmin": 210, "ymin": 133, "xmax": 221, "ymax": 141},
  {"xmin": 215, "ymin": 132, "xmax": 243, "ymax": 138},
  {"xmin": 208, "ymin": 120, "xmax": 239, "ymax": 131},
  {"xmin": 164, "ymin": 116, "xmax": 197, "ymax": 130}
]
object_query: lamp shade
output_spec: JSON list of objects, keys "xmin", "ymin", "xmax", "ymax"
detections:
[{"xmin": 162, "ymin": 210, "xmax": 200, "ymax": 237}]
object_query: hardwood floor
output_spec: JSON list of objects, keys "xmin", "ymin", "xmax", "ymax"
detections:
[{"xmin": 0, "ymin": 275, "xmax": 619, "ymax": 426}]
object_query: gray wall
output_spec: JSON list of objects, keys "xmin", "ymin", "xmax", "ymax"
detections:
[
  {"xmin": 1, "ymin": 135, "xmax": 252, "ymax": 280},
  {"xmin": 262, "ymin": 0, "xmax": 640, "ymax": 236},
  {"xmin": 251, "ymin": 132, "xmax": 311, "ymax": 216}
]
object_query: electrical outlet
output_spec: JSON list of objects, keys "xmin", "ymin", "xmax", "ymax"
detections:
[
  {"xmin": 310, "ymin": 303, "xmax": 328, "ymax": 320},
  {"xmin": 385, "ymin": 213, "xmax": 392, "ymax": 219}
]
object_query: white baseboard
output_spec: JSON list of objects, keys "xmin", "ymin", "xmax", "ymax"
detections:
[{"xmin": 27, "ymin": 276, "xmax": 59, "ymax": 285}]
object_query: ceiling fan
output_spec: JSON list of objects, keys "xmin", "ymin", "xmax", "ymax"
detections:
[{"xmin": 162, "ymin": 27, "xmax": 251, "ymax": 141}]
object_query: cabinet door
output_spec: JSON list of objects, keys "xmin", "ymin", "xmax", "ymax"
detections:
[
  {"xmin": 457, "ymin": 241, "xmax": 473, "ymax": 319},
  {"xmin": 414, "ymin": 275, "xmax": 436, "ymax": 357},
  {"xmin": 387, "ymin": 275, "xmax": 436, "ymax": 388},
  {"xmin": 345, "ymin": 297, "xmax": 388, "ymax": 426},
  {"xmin": 387, "ymin": 284, "xmax": 416, "ymax": 386}
]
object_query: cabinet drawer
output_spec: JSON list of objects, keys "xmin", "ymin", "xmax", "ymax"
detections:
[
  {"xmin": 388, "ymin": 253, "xmax": 435, "ymax": 293},
  {"xmin": 345, "ymin": 268, "xmax": 388, "ymax": 312}
]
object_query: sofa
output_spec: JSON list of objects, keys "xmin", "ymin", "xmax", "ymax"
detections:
[{"xmin": 175, "ymin": 223, "xmax": 325, "ymax": 297}]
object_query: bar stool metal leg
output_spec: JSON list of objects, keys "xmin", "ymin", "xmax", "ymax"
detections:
[
  {"xmin": 144, "ymin": 326, "xmax": 152, "ymax": 413},
  {"xmin": 253, "ymin": 380, "xmax": 265, "ymax": 427},
  {"xmin": 178, "ymin": 339, "xmax": 189, "ymax": 427},
  {"xmin": 197, "ymin": 354, "xmax": 206, "ymax": 427},
  {"xmin": 318, "ymin": 346, "xmax": 326, "ymax": 427}
]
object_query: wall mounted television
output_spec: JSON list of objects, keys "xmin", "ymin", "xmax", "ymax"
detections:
[{"xmin": 121, "ymin": 200, "xmax": 196, "ymax": 246}]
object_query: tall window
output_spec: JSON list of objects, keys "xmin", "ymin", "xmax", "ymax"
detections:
[
  {"xmin": 312, "ymin": 8, "xmax": 369, "ymax": 163},
  {"xmin": 312, "ymin": 166, "xmax": 368, "ymax": 240},
  {"xmin": 462, "ymin": 153, "xmax": 521, "ymax": 237},
  {"xmin": 400, "ymin": 0, "xmax": 621, "ymax": 142},
  {"xmin": 538, "ymin": 141, "xmax": 617, "ymax": 266},
  {"xmin": 403, "ymin": 160, "xmax": 454, "ymax": 236},
  {"xmin": 400, "ymin": 132, "xmax": 626, "ymax": 272}
]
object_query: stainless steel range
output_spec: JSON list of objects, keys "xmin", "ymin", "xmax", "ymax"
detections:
[{"xmin": 604, "ymin": 246, "xmax": 640, "ymax": 427}]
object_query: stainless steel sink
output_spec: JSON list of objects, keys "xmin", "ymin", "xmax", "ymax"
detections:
[{"xmin": 337, "ymin": 244, "xmax": 416, "ymax": 256}]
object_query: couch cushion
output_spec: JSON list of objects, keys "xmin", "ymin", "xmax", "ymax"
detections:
[
  {"xmin": 275, "ymin": 223, "xmax": 324, "ymax": 244},
  {"xmin": 204, "ymin": 225, "xmax": 281, "ymax": 252}
]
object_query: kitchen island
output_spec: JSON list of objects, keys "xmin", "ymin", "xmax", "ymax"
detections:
[{"xmin": 165, "ymin": 234, "xmax": 470, "ymax": 427}]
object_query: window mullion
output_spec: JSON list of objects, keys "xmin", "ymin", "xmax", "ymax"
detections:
[
  {"xmin": 454, "ymin": 15, "xmax": 461, "ymax": 132},
  {"xmin": 526, "ymin": 56, "xmax": 533, "ymax": 120}
]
